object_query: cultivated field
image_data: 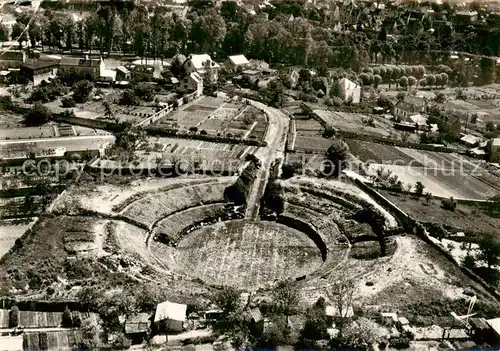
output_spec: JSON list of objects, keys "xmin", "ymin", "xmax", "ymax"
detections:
[
  {"xmin": 171, "ymin": 220, "xmax": 323, "ymax": 289},
  {"xmin": 313, "ymin": 109, "xmax": 417, "ymax": 142},
  {"xmin": 0, "ymin": 219, "xmax": 36, "ymax": 258},
  {"xmin": 155, "ymin": 97, "xmax": 267, "ymax": 141},
  {"xmin": 346, "ymin": 139, "xmax": 500, "ymax": 200}
]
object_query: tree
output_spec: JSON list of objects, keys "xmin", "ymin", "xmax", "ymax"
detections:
[
  {"xmin": 486, "ymin": 121, "xmax": 495, "ymax": 132},
  {"xmin": 434, "ymin": 91, "xmax": 446, "ymax": 103},
  {"xmin": 325, "ymin": 139, "xmax": 349, "ymax": 176},
  {"xmin": 373, "ymin": 74, "xmax": 382, "ymax": 88},
  {"xmin": 408, "ymin": 76, "xmax": 417, "ymax": 89},
  {"xmin": 103, "ymin": 100, "xmax": 114, "ymax": 120},
  {"xmin": 426, "ymin": 74, "xmax": 436, "ymax": 88},
  {"xmin": 80, "ymin": 317, "xmax": 100, "ymax": 350},
  {"xmin": 272, "ymin": 280, "xmax": 300, "ymax": 323},
  {"xmin": 72, "ymin": 80, "xmax": 93, "ymax": 103},
  {"xmin": 62, "ymin": 306, "xmax": 73, "ymax": 328},
  {"xmin": 119, "ymin": 90, "xmax": 139, "ymax": 106},
  {"xmin": 440, "ymin": 73, "xmax": 449, "ymax": 87},
  {"xmin": 300, "ymin": 305, "xmax": 330, "ymax": 341},
  {"xmin": 462, "ymin": 254, "xmax": 476, "ymax": 270},
  {"xmin": 213, "ymin": 286, "xmax": 240, "ymax": 315},
  {"xmin": 414, "ymin": 181, "xmax": 425, "ymax": 196},
  {"xmin": 424, "ymin": 192, "xmax": 434, "ymax": 205},
  {"xmin": 24, "ymin": 103, "xmax": 52, "ymax": 126},
  {"xmin": 334, "ymin": 317, "xmax": 383, "ymax": 350},
  {"xmin": 61, "ymin": 97, "xmax": 76, "ymax": 108},
  {"xmin": 9, "ymin": 306, "xmax": 19, "ymax": 328},
  {"xmin": 477, "ymin": 233, "xmax": 500, "ymax": 269},
  {"xmin": 399, "ymin": 76, "xmax": 408, "ymax": 90}
]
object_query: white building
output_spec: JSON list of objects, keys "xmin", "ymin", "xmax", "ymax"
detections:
[
  {"xmin": 154, "ymin": 301, "xmax": 187, "ymax": 332},
  {"xmin": 181, "ymin": 72, "xmax": 203, "ymax": 96},
  {"xmin": 225, "ymin": 54, "xmax": 249, "ymax": 70},
  {"xmin": 338, "ymin": 78, "xmax": 361, "ymax": 104},
  {"xmin": 183, "ymin": 54, "xmax": 219, "ymax": 83}
]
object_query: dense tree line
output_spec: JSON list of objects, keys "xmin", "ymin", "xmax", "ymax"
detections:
[{"xmin": 8, "ymin": 0, "xmax": 500, "ymax": 73}]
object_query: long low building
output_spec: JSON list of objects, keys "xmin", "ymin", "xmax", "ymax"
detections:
[{"xmin": 0, "ymin": 135, "xmax": 115, "ymax": 163}]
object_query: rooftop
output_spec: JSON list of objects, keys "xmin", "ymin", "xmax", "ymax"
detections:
[
  {"xmin": 186, "ymin": 54, "xmax": 220, "ymax": 70},
  {"xmin": 154, "ymin": 301, "xmax": 187, "ymax": 323},
  {"xmin": 229, "ymin": 54, "xmax": 249, "ymax": 66}
]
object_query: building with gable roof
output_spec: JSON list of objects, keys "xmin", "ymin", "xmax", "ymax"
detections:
[
  {"xmin": 338, "ymin": 77, "xmax": 361, "ymax": 104},
  {"xmin": 183, "ymin": 54, "xmax": 220, "ymax": 83},
  {"xmin": 225, "ymin": 54, "xmax": 249, "ymax": 70}
]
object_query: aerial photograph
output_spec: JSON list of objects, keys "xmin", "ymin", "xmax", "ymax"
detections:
[{"xmin": 0, "ymin": 0, "xmax": 500, "ymax": 350}]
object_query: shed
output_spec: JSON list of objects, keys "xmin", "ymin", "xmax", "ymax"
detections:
[
  {"xmin": 125, "ymin": 313, "xmax": 150, "ymax": 343},
  {"xmin": 226, "ymin": 55, "xmax": 249, "ymax": 69},
  {"xmin": 460, "ymin": 134, "xmax": 481, "ymax": 147}
]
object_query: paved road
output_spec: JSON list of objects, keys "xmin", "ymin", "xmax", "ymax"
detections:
[{"xmin": 244, "ymin": 101, "xmax": 289, "ymax": 220}]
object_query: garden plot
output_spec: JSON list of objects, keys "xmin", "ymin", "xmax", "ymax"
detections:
[
  {"xmin": 148, "ymin": 137, "xmax": 257, "ymax": 159},
  {"xmin": 346, "ymin": 139, "xmax": 419, "ymax": 165},
  {"xmin": 293, "ymin": 135, "xmax": 334, "ymax": 153},
  {"xmin": 0, "ymin": 126, "xmax": 57, "ymax": 140},
  {"xmin": 313, "ymin": 110, "xmax": 393, "ymax": 138},
  {"xmin": 0, "ymin": 219, "xmax": 36, "ymax": 258},
  {"xmin": 366, "ymin": 163, "xmax": 498, "ymax": 200},
  {"xmin": 295, "ymin": 118, "xmax": 324, "ymax": 135},
  {"xmin": 171, "ymin": 220, "xmax": 323, "ymax": 289},
  {"xmin": 379, "ymin": 190, "xmax": 500, "ymax": 240}
]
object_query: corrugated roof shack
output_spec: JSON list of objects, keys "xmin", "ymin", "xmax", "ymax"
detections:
[{"xmin": 125, "ymin": 313, "xmax": 151, "ymax": 343}]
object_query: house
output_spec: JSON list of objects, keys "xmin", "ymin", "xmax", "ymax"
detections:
[
  {"xmin": 115, "ymin": 66, "xmax": 131, "ymax": 81},
  {"xmin": 125, "ymin": 313, "xmax": 150, "ymax": 343},
  {"xmin": 486, "ymin": 317, "xmax": 500, "ymax": 344},
  {"xmin": 183, "ymin": 54, "xmax": 219, "ymax": 83},
  {"xmin": 0, "ymin": 50, "xmax": 26, "ymax": 69},
  {"xmin": 226, "ymin": 54, "xmax": 249, "ymax": 70},
  {"xmin": 338, "ymin": 78, "xmax": 361, "ymax": 104},
  {"xmin": 154, "ymin": 301, "xmax": 187, "ymax": 332},
  {"xmin": 20, "ymin": 60, "xmax": 58, "ymax": 84},
  {"xmin": 488, "ymin": 138, "xmax": 500, "ymax": 163},
  {"xmin": 394, "ymin": 96, "xmax": 427, "ymax": 120},
  {"xmin": 58, "ymin": 56, "xmax": 100, "ymax": 80},
  {"xmin": 180, "ymin": 72, "xmax": 203, "ymax": 96},
  {"xmin": 98, "ymin": 58, "xmax": 116, "ymax": 84},
  {"xmin": 408, "ymin": 114, "xmax": 427, "ymax": 129},
  {"xmin": 325, "ymin": 305, "xmax": 354, "ymax": 318},
  {"xmin": 460, "ymin": 134, "xmax": 481, "ymax": 147}
]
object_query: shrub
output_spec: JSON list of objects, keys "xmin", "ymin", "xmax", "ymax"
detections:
[
  {"xmin": 113, "ymin": 333, "xmax": 131, "ymax": 349},
  {"xmin": 72, "ymin": 80, "xmax": 94, "ymax": 103},
  {"xmin": 441, "ymin": 197, "xmax": 457, "ymax": 211},
  {"xmin": 62, "ymin": 306, "xmax": 73, "ymax": 327},
  {"xmin": 119, "ymin": 90, "xmax": 140, "ymax": 106},
  {"xmin": 9, "ymin": 306, "xmax": 19, "ymax": 328},
  {"xmin": 134, "ymin": 83, "xmax": 155, "ymax": 101},
  {"xmin": 24, "ymin": 103, "xmax": 52, "ymax": 126},
  {"xmin": 61, "ymin": 97, "xmax": 76, "ymax": 108},
  {"xmin": 390, "ymin": 331, "xmax": 414, "ymax": 349},
  {"xmin": 414, "ymin": 181, "xmax": 425, "ymax": 197}
]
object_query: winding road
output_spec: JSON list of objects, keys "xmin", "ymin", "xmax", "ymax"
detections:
[{"xmin": 244, "ymin": 101, "xmax": 289, "ymax": 220}]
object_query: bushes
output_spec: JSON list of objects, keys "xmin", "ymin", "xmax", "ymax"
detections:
[
  {"xmin": 134, "ymin": 83, "xmax": 155, "ymax": 102},
  {"xmin": 24, "ymin": 103, "xmax": 53, "ymax": 126},
  {"xmin": 72, "ymin": 80, "xmax": 94, "ymax": 103},
  {"xmin": 29, "ymin": 79, "xmax": 67, "ymax": 103},
  {"xmin": 440, "ymin": 197, "xmax": 457, "ymax": 211},
  {"xmin": 389, "ymin": 331, "xmax": 414, "ymax": 349},
  {"xmin": 119, "ymin": 90, "xmax": 140, "ymax": 106},
  {"xmin": 61, "ymin": 97, "xmax": 76, "ymax": 108},
  {"xmin": 9, "ymin": 306, "xmax": 19, "ymax": 328}
]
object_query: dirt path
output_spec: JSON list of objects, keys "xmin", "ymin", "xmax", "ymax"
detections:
[{"xmin": 244, "ymin": 102, "xmax": 289, "ymax": 220}]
